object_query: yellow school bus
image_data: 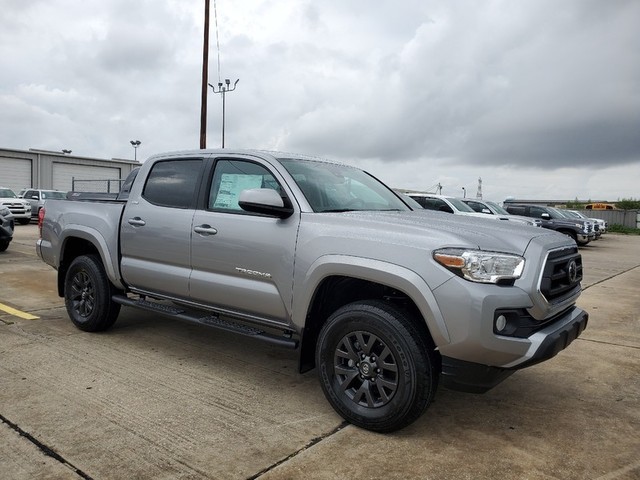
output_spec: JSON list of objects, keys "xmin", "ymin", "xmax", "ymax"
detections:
[{"xmin": 585, "ymin": 203, "xmax": 615, "ymax": 210}]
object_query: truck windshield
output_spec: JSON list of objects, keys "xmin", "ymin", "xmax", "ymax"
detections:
[
  {"xmin": 486, "ymin": 201, "xmax": 509, "ymax": 215},
  {"xmin": 0, "ymin": 188, "xmax": 18, "ymax": 198},
  {"xmin": 278, "ymin": 158, "xmax": 409, "ymax": 213}
]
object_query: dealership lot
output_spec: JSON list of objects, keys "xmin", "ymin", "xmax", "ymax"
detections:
[{"xmin": 1, "ymin": 226, "xmax": 639, "ymax": 480}]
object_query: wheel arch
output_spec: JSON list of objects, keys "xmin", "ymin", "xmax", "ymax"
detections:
[
  {"xmin": 57, "ymin": 227, "xmax": 124, "ymax": 296},
  {"xmin": 295, "ymin": 256, "xmax": 450, "ymax": 373}
]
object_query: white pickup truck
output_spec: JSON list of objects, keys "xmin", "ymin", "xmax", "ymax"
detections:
[{"xmin": 37, "ymin": 149, "xmax": 588, "ymax": 432}]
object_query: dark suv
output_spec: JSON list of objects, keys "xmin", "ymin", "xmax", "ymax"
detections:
[
  {"xmin": 0, "ymin": 205, "xmax": 14, "ymax": 252},
  {"xmin": 504, "ymin": 204, "xmax": 593, "ymax": 246}
]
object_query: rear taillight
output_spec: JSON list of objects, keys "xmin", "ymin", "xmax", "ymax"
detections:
[{"xmin": 38, "ymin": 207, "xmax": 45, "ymax": 237}]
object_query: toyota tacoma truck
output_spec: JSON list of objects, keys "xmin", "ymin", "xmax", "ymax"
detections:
[{"xmin": 37, "ymin": 149, "xmax": 588, "ymax": 432}]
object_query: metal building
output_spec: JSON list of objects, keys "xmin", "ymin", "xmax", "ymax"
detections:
[{"xmin": 0, "ymin": 147, "xmax": 140, "ymax": 193}]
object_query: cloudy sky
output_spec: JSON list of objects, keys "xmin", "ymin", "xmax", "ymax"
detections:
[{"xmin": 1, "ymin": 0, "xmax": 638, "ymax": 201}]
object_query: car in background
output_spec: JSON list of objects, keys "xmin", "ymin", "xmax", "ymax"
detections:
[
  {"xmin": 21, "ymin": 189, "xmax": 67, "ymax": 218},
  {"xmin": 406, "ymin": 193, "xmax": 495, "ymax": 218},
  {"xmin": 0, "ymin": 187, "xmax": 33, "ymax": 225},
  {"xmin": 504, "ymin": 204, "xmax": 594, "ymax": 246},
  {"xmin": 554, "ymin": 209, "xmax": 600, "ymax": 239},
  {"xmin": 460, "ymin": 198, "xmax": 542, "ymax": 227},
  {"xmin": 0, "ymin": 205, "xmax": 14, "ymax": 252},
  {"xmin": 564, "ymin": 210, "xmax": 607, "ymax": 234}
]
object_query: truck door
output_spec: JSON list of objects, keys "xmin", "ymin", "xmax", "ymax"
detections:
[
  {"xmin": 120, "ymin": 158, "xmax": 205, "ymax": 299},
  {"xmin": 189, "ymin": 157, "xmax": 300, "ymax": 324}
]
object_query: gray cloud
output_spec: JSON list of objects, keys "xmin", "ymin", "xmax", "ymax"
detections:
[{"xmin": 0, "ymin": 0, "xmax": 638, "ymax": 200}]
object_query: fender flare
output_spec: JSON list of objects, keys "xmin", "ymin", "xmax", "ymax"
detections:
[
  {"xmin": 292, "ymin": 254, "xmax": 451, "ymax": 345},
  {"xmin": 58, "ymin": 224, "xmax": 125, "ymax": 291}
]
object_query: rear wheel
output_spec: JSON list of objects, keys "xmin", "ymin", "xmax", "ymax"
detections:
[
  {"xmin": 64, "ymin": 254, "xmax": 121, "ymax": 331},
  {"xmin": 0, "ymin": 240, "xmax": 9, "ymax": 252},
  {"xmin": 316, "ymin": 300, "xmax": 438, "ymax": 432}
]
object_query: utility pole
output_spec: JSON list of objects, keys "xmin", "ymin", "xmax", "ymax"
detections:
[
  {"xmin": 199, "ymin": 0, "xmax": 210, "ymax": 149},
  {"xmin": 209, "ymin": 79, "xmax": 239, "ymax": 148}
]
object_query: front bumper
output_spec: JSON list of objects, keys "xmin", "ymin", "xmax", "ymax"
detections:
[
  {"xmin": 441, "ymin": 306, "xmax": 588, "ymax": 393},
  {"xmin": 576, "ymin": 233, "xmax": 590, "ymax": 244}
]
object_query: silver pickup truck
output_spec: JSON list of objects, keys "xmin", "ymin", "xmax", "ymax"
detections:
[{"xmin": 37, "ymin": 149, "xmax": 588, "ymax": 432}]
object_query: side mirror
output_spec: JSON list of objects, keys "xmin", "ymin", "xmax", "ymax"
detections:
[
  {"xmin": 238, "ymin": 188, "xmax": 294, "ymax": 219},
  {"xmin": 481, "ymin": 208, "xmax": 491, "ymax": 214},
  {"xmin": 541, "ymin": 213, "xmax": 551, "ymax": 220}
]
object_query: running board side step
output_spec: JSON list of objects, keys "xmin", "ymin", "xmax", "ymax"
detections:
[{"xmin": 112, "ymin": 295, "xmax": 298, "ymax": 349}]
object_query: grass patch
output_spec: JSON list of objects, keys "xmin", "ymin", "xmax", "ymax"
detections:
[{"xmin": 608, "ymin": 225, "xmax": 640, "ymax": 235}]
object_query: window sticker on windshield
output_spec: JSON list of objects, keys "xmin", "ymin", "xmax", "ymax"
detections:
[{"xmin": 213, "ymin": 174, "xmax": 263, "ymax": 210}]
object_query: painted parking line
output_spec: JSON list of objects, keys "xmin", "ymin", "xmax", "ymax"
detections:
[{"xmin": 0, "ymin": 302, "xmax": 39, "ymax": 320}]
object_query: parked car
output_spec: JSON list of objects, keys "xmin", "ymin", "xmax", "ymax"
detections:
[
  {"xmin": 460, "ymin": 198, "xmax": 541, "ymax": 227},
  {"xmin": 0, "ymin": 205, "xmax": 14, "ymax": 252},
  {"xmin": 504, "ymin": 204, "xmax": 594, "ymax": 246},
  {"xmin": 0, "ymin": 187, "xmax": 33, "ymax": 225},
  {"xmin": 556, "ymin": 210, "xmax": 600, "ymax": 239},
  {"xmin": 564, "ymin": 210, "xmax": 607, "ymax": 234},
  {"xmin": 21, "ymin": 189, "xmax": 67, "ymax": 218},
  {"xmin": 406, "ymin": 193, "xmax": 496, "ymax": 218}
]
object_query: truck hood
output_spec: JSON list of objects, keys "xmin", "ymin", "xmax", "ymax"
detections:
[{"xmin": 319, "ymin": 209, "xmax": 563, "ymax": 256}]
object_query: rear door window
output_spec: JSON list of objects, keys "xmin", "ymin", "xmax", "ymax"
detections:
[{"xmin": 142, "ymin": 159, "xmax": 204, "ymax": 208}]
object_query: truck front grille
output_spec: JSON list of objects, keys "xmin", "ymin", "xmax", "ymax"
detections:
[{"xmin": 539, "ymin": 246, "xmax": 582, "ymax": 304}]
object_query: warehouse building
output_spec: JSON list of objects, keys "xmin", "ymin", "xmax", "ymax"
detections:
[{"xmin": 0, "ymin": 147, "xmax": 140, "ymax": 193}]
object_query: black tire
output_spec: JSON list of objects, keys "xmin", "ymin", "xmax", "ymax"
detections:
[
  {"xmin": 64, "ymin": 254, "xmax": 121, "ymax": 332},
  {"xmin": 316, "ymin": 300, "xmax": 438, "ymax": 432},
  {"xmin": 17, "ymin": 219, "xmax": 31, "ymax": 225},
  {"xmin": 0, "ymin": 240, "xmax": 9, "ymax": 252}
]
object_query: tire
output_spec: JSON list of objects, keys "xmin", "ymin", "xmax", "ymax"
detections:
[
  {"xmin": 17, "ymin": 219, "xmax": 31, "ymax": 225},
  {"xmin": 64, "ymin": 254, "xmax": 121, "ymax": 332},
  {"xmin": 0, "ymin": 240, "xmax": 9, "ymax": 252},
  {"xmin": 316, "ymin": 300, "xmax": 438, "ymax": 432}
]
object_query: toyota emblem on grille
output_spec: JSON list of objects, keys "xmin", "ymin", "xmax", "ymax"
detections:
[{"xmin": 567, "ymin": 260, "xmax": 578, "ymax": 283}]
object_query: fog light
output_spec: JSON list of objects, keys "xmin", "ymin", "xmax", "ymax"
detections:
[{"xmin": 495, "ymin": 315, "xmax": 507, "ymax": 332}]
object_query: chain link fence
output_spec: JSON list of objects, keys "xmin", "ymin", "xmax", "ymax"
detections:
[{"xmin": 71, "ymin": 178, "xmax": 125, "ymax": 193}]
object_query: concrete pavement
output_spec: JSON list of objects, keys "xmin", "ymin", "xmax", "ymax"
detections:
[{"xmin": 1, "ymin": 226, "xmax": 638, "ymax": 479}]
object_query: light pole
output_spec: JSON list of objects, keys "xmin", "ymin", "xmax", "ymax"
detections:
[
  {"xmin": 462, "ymin": 187, "xmax": 466, "ymax": 198},
  {"xmin": 209, "ymin": 79, "xmax": 239, "ymax": 148},
  {"xmin": 130, "ymin": 140, "xmax": 141, "ymax": 161}
]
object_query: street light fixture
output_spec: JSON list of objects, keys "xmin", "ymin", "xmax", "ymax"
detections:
[
  {"xmin": 130, "ymin": 140, "xmax": 141, "ymax": 161},
  {"xmin": 61, "ymin": 149, "xmax": 72, "ymax": 154},
  {"xmin": 209, "ymin": 79, "xmax": 239, "ymax": 148}
]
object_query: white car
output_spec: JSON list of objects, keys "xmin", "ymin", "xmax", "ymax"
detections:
[
  {"xmin": 461, "ymin": 198, "xmax": 542, "ymax": 227},
  {"xmin": 407, "ymin": 193, "xmax": 492, "ymax": 218},
  {"xmin": 0, "ymin": 187, "xmax": 32, "ymax": 225}
]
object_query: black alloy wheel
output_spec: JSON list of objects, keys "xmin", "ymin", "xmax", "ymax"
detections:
[{"xmin": 317, "ymin": 300, "xmax": 438, "ymax": 433}]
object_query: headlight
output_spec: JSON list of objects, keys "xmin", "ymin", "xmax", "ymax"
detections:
[{"xmin": 433, "ymin": 248, "xmax": 525, "ymax": 284}]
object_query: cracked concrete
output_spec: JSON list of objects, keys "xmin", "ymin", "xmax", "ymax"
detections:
[{"xmin": 1, "ymin": 225, "xmax": 638, "ymax": 479}]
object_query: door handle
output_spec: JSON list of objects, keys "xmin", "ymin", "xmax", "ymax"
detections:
[
  {"xmin": 128, "ymin": 217, "xmax": 146, "ymax": 227},
  {"xmin": 194, "ymin": 224, "xmax": 218, "ymax": 236}
]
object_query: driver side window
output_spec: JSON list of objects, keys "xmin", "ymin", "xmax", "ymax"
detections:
[{"xmin": 209, "ymin": 159, "xmax": 281, "ymax": 213}]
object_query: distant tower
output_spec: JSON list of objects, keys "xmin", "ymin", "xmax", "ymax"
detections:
[{"xmin": 476, "ymin": 177, "xmax": 483, "ymax": 199}]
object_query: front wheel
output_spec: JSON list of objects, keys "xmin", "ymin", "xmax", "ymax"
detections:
[
  {"xmin": 316, "ymin": 300, "xmax": 438, "ymax": 432},
  {"xmin": 0, "ymin": 240, "xmax": 9, "ymax": 252},
  {"xmin": 64, "ymin": 254, "xmax": 121, "ymax": 331},
  {"xmin": 17, "ymin": 218, "xmax": 31, "ymax": 225}
]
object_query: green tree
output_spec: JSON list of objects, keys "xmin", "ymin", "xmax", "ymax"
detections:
[{"xmin": 615, "ymin": 198, "xmax": 640, "ymax": 210}]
